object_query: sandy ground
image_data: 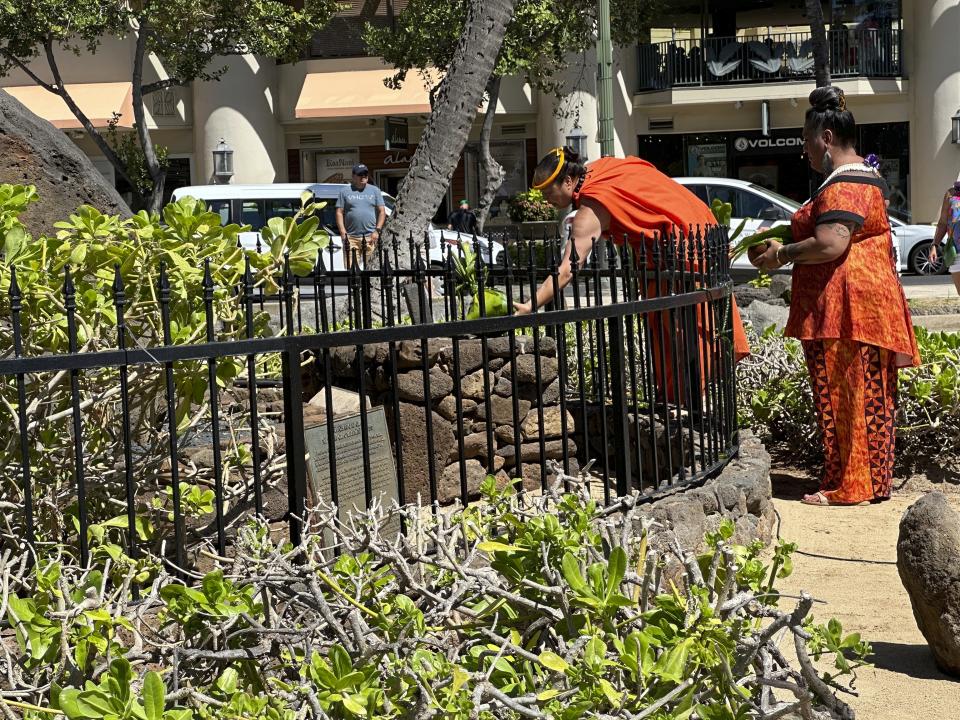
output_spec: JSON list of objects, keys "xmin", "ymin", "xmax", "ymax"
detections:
[{"xmin": 769, "ymin": 469, "xmax": 960, "ymax": 719}]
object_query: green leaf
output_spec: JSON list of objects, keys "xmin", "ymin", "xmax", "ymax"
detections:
[
  {"xmin": 142, "ymin": 671, "xmax": 165, "ymax": 720},
  {"xmin": 538, "ymin": 651, "xmax": 569, "ymax": 673},
  {"xmin": 606, "ymin": 547, "xmax": 626, "ymax": 601},
  {"xmin": 654, "ymin": 637, "xmax": 694, "ymax": 683},
  {"xmin": 215, "ymin": 667, "xmax": 239, "ymax": 694},
  {"xmin": 340, "ymin": 695, "xmax": 365, "ymax": 716},
  {"xmin": 561, "ymin": 553, "xmax": 592, "ymax": 596},
  {"xmin": 476, "ymin": 540, "xmax": 521, "ymax": 553}
]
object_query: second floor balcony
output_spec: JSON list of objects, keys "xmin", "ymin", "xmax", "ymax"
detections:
[{"xmin": 637, "ymin": 28, "xmax": 901, "ymax": 92}]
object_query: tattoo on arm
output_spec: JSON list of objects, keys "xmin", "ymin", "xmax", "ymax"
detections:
[{"xmin": 826, "ymin": 222, "xmax": 855, "ymax": 241}]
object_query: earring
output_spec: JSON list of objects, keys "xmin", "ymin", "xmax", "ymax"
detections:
[{"xmin": 822, "ymin": 150, "xmax": 834, "ymax": 175}]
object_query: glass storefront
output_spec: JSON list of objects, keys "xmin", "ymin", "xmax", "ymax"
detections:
[{"xmin": 638, "ymin": 121, "xmax": 911, "ymax": 217}]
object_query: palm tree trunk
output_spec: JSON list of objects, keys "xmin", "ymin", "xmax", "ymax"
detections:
[
  {"xmin": 383, "ymin": 0, "xmax": 518, "ymax": 266},
  {"xmin": 805, "ymin": 0, "xmax": 831, "ymax": 87}
]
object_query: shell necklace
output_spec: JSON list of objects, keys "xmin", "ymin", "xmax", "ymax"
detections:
[{"xmin": 819, "ymin": 160, "xmax": 880, "ymax": 189}]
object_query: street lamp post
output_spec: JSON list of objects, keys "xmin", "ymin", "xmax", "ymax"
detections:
[{"xmin": 212, "ymin": 138, "xmax": 234, "ymax": 183}]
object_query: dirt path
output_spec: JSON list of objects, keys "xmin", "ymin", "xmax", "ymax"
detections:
[{"xmin": 769, "ymin": 469, "xmax": 960, "ymax": 718}]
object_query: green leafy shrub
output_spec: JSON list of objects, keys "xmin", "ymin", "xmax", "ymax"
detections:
[
  {"xmin": 506, "ymin": 188, "xmax": 557, "ymax": 223},
  {"xmin": 0, "ymin": 186, "xmax": 326, "ymax": 554},
  {"xmin": 2, "ymin": 480, "xmax": 866, "ymax": 719},
  {"xmin": 738, "ymin": 324, "xmax": 960, "ymax": 472}
]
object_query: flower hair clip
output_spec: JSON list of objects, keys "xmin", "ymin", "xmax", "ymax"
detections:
[{"xmin": 864, "ymin": 153, "xmax": 880, "ymax": 169}]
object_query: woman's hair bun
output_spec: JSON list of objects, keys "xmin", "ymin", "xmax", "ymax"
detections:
[
  {"xmin": 808, "ymin": 86, "xmax": 846, "ymax": 114},
  {"xmin": 561, "ymin": 145, "xmax": 582, "ymax": 165}
]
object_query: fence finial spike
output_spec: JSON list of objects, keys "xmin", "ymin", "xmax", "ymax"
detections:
[
  {"xmin": 7, "ymin": 264, "xmax": 19, "ymax": 297},
  {"xmin": 63, "ymin": 263, "xmax": 75, "ymax": 295},
  {"xmin": 112, "ymin": 263, "xmax": 124, "ymax": 294},
  {"xmin": 202, "ymin": 257, "xmax": 213, "ymax": 288}
]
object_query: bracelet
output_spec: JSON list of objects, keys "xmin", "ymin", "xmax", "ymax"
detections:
[{"xmin": 776, "ymin": 245, "xmax": 792, "ymax": 266}]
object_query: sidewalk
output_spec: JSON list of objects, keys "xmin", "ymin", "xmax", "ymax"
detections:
[{"xmin": 770, "ymin": 471, "xmax": 960, "ymax": 718}]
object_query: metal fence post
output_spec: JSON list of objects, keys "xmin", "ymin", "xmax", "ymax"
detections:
[
  {"xmin": 606, "ymin": 243, "xmax": 632, "ymax": 498},
  {"xmin": 281, "ymin": 259, "xmax": 308, "ymax": 546}
]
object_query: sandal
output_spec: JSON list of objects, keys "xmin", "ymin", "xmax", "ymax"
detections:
[{"xmin": 800, "ymin": 492, "xmax": 870, "ymax": 507}]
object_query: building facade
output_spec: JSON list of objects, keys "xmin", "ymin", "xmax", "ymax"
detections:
[{"xmin": 1, "ymin": 0, "xmax": 955, "ymax": 224}]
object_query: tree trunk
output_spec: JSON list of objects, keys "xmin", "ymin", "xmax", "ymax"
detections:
[
  {"xmin": 475, "ymin": 75, "xmax": 504, "ymax": 232},
  {"xmin": 40, "ymin": 41, "xmax": 142, "ymax": 205},
  {"xmin": 133, "ymin": 24, "xmax": 168, "ymax": 214},
  {"xmin": 805, "ymin": 0, "xmax": 831, "ymax": 87},
  {"xmin": 383, "ymin": 0, "xmax": 518, "ymax": 265}
]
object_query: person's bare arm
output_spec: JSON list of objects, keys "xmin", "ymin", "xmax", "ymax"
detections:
[
  {"xmin": 750, "ymin": 220, "xmax": 859, "ymax": 270},
  {"xmin": 376, "ymin": 204, "xmax": 386, "ymax": 231},
  {"xmin": 931, "ymin": 193, "xmax": 952, "ymax": 260},
  {"xmin": 515, "ymin": 199, "xmax": 607, "ymax": 313},
  {"xmin": 335, "ymin": 207, "xmax": 347, "ymax": 238}
]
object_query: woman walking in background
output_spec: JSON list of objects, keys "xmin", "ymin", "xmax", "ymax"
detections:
[
  {"xmin": 750, "ymin": 87, "xmax": 919, "ymax": 506},
  {"xmin": 928, "ymin": 176, "xmax": 960, "ymax": 294}
]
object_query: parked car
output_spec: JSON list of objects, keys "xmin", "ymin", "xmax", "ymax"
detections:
[
  {"xmin": 673, "ymin": 177, "xmax": 940, "ymax": 275},
  {"xmin": 170, "ymin": 184, "xmax": 505, "ymax": 270}
]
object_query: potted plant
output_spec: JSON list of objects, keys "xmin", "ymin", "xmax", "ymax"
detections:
[{"xmin": 507, "ymin": 188, "xmax": 557, "ymax": 223}]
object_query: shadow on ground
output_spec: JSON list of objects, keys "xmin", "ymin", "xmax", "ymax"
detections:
[
  {"xmin": 870, "ymin": 641, "xmax": 960, "ymax": 683},
  {"xmin": 770, "ymin": 468, "xmax": 820, "ymax": 501}
]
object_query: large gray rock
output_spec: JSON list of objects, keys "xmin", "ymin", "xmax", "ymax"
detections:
[
  {"xmin": 767, "ymin": 273, "xmax": 793, "ymax": 303},
  {"xmin": 0, "ymin": 91, "xmax": 129, "ymax": 232},
  {"xmin": 743, "ymin": 299, "xmax": 790, "ymax": 332},
  {"xmin": 897, "ymin": 492, "xmax": 960, "ymax": 677},
  {"xmin": 384, "ymin": 402, "xmax": 456, "ymax": 505}
]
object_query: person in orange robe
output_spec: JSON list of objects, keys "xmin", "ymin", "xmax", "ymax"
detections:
[
  {"xmin": 514, "ymin": 146, "xmax": 750, "ymax": 408},
  {"xmin": 750, "ymin": 87, "xmax": 919, "ymax": 506}
]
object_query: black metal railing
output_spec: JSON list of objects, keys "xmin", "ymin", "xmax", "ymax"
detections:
[
  {"xmin": 638, "ymin": 28, "xmax": 901, "ymax": 91},
  {"xmin": 0, "ymin": 226, "xmax": 739, "ymax": 570}
]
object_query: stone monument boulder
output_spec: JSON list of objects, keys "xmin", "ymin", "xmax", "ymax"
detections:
[
  {"xmin": 897, "ymin": 492, "xmax": 960, "ymax": 676},
  {"xmin": 0, "ymin": 90, "xmax": 130, "ymax": 233}
]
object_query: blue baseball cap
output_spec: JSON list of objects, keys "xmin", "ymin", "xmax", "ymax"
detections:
[{"xmin": 352, "ymin": 163, "xmax": 369, "ymax": 176}]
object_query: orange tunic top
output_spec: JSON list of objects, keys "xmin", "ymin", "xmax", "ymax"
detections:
[
  {"xmin": 573, "ymin": 156, "xmax": 716, "ymax": 234},
  {"xmin": 786, "ymin": 176, "xmax": 919, "ymax": 368},
  {"xmin": 572, "ymin": 156, "xmax": 750, "ymax": 361}
]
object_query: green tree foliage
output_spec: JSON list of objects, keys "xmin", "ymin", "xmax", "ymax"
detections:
[{"xmin": 0, "ymin": 0, "xmax": 340, "ymax": 211}]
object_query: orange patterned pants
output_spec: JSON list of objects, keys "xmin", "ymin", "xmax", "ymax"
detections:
[{"xmin": 802, "ymin": 339, "xmax": 897, "ymax": 504}]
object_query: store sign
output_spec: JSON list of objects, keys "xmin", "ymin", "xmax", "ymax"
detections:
[
  {"xmin": 732, "ymin": 133, "xmax": 804, "ymax": 155},
  {"xmin": 383, "ymin": 151, "xmax": 412, "ymax": 165},
  {"xmin": 385, "ymin": 116, "xmax": 408, "ymax": 150},
  {"xmin": 316, "ymin": 149, "xmax": 359, "ymax": 183}
]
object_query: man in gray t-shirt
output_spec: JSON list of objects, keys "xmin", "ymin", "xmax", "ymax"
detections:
[{"xmin": 335, "ymin": 164, "xmax": 386, "ymax": 268}]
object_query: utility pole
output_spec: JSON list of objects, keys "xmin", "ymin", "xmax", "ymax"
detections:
[{"xmin": 596, "ymin": 0, "xmax": 615, "ymax": 157}]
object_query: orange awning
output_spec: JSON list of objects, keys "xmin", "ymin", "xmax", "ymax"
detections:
[
  {"xmin": 295, "ymin": 69, "xmax": 439, "ymax": 119},
  {"xmin": 4, "ymin": 82, "xmax": 134, "ymax": 129}
]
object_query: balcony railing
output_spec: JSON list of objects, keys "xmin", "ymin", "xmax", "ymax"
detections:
[{"xmin": 638, "ymin": 28, "xmax": 901, "ymax": 91}]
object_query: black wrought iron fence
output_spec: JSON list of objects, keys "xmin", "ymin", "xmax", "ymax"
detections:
[{"xmin": 0, "ymin": 224, "xmax": 739, "ymax": 570}]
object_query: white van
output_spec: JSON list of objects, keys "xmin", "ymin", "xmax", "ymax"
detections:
[{"xmin": 170, "ymin": 183, "xmax": 504, "ymax": 271}]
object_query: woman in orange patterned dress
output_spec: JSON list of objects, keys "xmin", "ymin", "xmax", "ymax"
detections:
[{"xmin": 750, "ymin": 87, "xmax": 919, "ymax": 506}]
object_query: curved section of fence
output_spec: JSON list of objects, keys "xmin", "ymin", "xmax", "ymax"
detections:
[{"xmin": 0, "ymin": 224, "xmax": 738, "ymax": 567}]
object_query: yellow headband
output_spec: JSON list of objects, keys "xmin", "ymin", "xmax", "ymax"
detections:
[{"xmin": 532, "ymin": 147, "xmax": 565, "ymax": 190}]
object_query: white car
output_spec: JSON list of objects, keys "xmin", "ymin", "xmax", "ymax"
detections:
[
  {"xmin": 170, "ymin": 183, "xmax": 505, "ymax": 271},
  {"xmin": 673, "ymin": 177, "xmax": 939, "ymax": 275}
]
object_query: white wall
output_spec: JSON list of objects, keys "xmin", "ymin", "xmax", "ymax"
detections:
[
  {"xmin": 192, "ymin": 55, "xmax": 283, "ymax": 184},
  {"xmin": 910, "ymin": 0, "xmax": 960, "ymax": 222}
]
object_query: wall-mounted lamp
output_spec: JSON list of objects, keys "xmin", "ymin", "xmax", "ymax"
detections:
[
  {"xmin": 761, "ymin": 100, "xmax": 771, "ymax": 137},
  {"xmin": 952, "ymin": 109, "xmax": 960, "ymax": 145},
  {"xmin": 565, "ymin": 126, "xmax": 588, "ymax": 160},
  {"xmin": 212, "ymin": 138, "xmax": 234, "ymax": 182}
]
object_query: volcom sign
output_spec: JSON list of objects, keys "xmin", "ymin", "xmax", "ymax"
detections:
[{"xmin": 733, "ymin": 135, "xmax": 804, "ymax": 155}]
